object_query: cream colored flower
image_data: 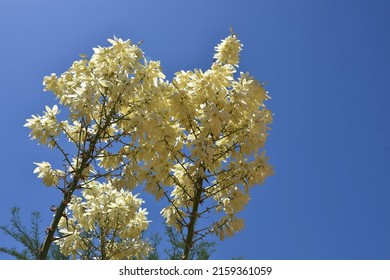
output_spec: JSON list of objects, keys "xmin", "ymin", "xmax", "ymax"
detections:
[
  {"xmin": 24, "ymin": 105, "xmax": 61, "ymax": 147},
  {"xmin": 55, "ymin": 181, "xmax": 151, "ymax": 259},
  {"xmin": 213, "ymin": 35, "xmax": 243, "ymax": 66},
  {"xmin": 33, "ymin": 161, "xmax": 64, "ymax": 187},
  {"xmin": 28, "ymin": 32, "xmax": 273, "ymax": 257}
]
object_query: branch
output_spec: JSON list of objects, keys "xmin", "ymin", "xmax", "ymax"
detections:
[
  {"xmin": 38, "ymin": 99, "xmax": 117, "ymax": 260},
  {"xmin": 183, "ymin": 164, "xmax": 205, "ymax": 260}
]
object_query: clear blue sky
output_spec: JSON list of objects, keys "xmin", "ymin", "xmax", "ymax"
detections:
[{"xmin": 1, "ymin": 0, "xmax": 389, "ymax": 260}]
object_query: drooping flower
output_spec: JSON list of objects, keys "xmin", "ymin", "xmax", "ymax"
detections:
[
  {"xmin": 55, "ymin": 181, "xmax": 151, "ymax": 259},
  {"xmin": 33, "ymin": 161, "xmax": 64, "ymax": 187}
]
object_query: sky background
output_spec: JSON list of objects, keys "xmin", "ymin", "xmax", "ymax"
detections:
[{"xmin": 0, "ymin": 0, "xmax": 389, "ymax": 260}]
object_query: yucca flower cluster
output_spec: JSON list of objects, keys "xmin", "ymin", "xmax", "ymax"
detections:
[{"xmin": 25, "ymin": 32, "xmax": 273, "ymax": 259}]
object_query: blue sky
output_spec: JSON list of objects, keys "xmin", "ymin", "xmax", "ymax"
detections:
[{"xmin": 1, "ymin": 0, "xmax": 389, "ymax": 260}]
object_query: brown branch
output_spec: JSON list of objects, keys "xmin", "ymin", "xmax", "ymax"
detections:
[
  {"xmin": 38, "ymin": 100, "xmax": 117, "ymax": 260},
  {"xmin": 183, "ymin": 164, "xmax": 205, "ymax": 260}
]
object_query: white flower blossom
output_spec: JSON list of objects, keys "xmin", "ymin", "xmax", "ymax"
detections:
[
  {"xmin": 33, "ymin": 161, "xmax": 64, "ymax": 187},
  {"xmin": 213, "ymin": 34, "xmax": 243, "ymax": 66},
  {"xmin": 55, "ymin": 181, "xmax": 151, "ymax": 259},
  {"xmin": 24, "ymin": 105, "xmax": 61, "ymax": 147},
  {"xmin": 27, "ymin": 32, "xmax": 273, "ymax": 259}
]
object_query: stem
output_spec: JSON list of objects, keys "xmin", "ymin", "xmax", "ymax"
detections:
[
  {"xmin": 38, "ymin": 154, "xmax": 89, "ymax": 259},
  {"xmin": 100, "ymin": 225, "xmax": 107, "ymax": 260},
  {"xmin": 38, "ymin": 110, "xmax": 115, "ymax": 260},
  {"xmin": 183, "ymin": 165, "xmax": 205, "ymax": 260}
]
